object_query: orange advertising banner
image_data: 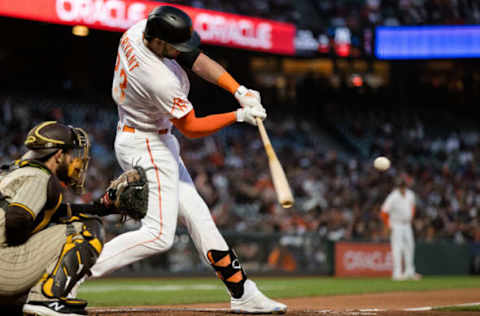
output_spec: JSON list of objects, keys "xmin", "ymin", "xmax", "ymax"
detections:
[
  {"xmin": 0, "ymin": 0, "xmax": 296, "ymax": 55},
  {"xmin": 335, "ymin": 242, "xmax": 392, "ymax": 277}
]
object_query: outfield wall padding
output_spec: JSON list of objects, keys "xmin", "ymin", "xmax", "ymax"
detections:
[
  {"xmin": 415, "ymin": 241, "xmax": 471, "ymax": 275},
  {"xmin": 333, "ymin": 241, "xmax": 472, "ymax": 276}
]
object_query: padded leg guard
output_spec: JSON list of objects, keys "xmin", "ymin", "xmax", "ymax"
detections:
[
  {"xmin": 207, "ymin": 248, "xmax": 247, "ymax": 299},
  {"xmin": 41, "ymin": 219, "xmax": 104, "ymax": 298}
]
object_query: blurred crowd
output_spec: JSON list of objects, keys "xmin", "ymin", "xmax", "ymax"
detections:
[
  {"xmin": 163, "ymin": 0, "xmax": 480, "ymax": 30},
  {"xmin": 0, "ymin": 94, "xmax": 118, "ymax": 204},
  {"xmin": 162, "ymin": 0, "xmax": 297, "ymax": 23},
  {"xmin": 1, "ymin": 92, "xmax": 479, "ymax": 245},
  {"xmin": 315, "ymin": 0, "xmax": 480, "ymax": 31},
  {"xmin": 325, "ymin": 104, "xmax": 480, "ymax": 244}
]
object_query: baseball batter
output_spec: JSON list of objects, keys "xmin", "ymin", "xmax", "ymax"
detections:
[
  {"xmin": 85, "ymin": 5, "xmax": 286, "ymax": 314},
  {"xmin": 381, "ymin": 176, "xmax": 420, "ymax": 281},
  {"xmin": 0, "ymin": 121, "xmax": 104, "ymax": 316}
]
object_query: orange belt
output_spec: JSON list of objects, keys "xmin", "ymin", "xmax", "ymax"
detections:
[{"xmin": 122, "ymin": 125, "xmax": 169, "ymax": 135}]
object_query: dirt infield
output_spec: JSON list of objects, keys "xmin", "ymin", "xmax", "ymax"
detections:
[{"xmin": 88, "ymin": 288, "xmax": 480, "ymax": 316}]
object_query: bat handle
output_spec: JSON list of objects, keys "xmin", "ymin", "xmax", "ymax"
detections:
[
  {"xmin": 256, "ymin": 118, "xmax": 270, "ymax": 144},
  {"xmin": 256, "ymin": 118, "xmax": 276, "ymax": 159},
  {"xmin": 256, "ymin": 118, "xmax": 267, "ymax": 142}
]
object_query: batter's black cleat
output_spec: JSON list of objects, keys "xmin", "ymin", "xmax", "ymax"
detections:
[{"xmin": 23, "ymin": 298, "xmax": 87, "ymax": 316}]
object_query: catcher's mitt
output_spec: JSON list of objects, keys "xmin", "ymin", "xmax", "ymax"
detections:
[{"xmin": 102, "ymin": 166, "xmax": 148, "ymax": 220}]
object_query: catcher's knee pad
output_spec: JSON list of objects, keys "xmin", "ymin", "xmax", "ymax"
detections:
[
  {"xmin": 80, "ymin": 217, "xmax": 105, "ymax": 244},
  {"xmin": 207, "ymin": 248, "xmax": 247, "ymax": 299},
  {"xmin": 41, "ymin": 219, "xmax": 104, "ymax": 298}
]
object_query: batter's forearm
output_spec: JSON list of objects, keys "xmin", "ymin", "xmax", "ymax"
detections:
[
  {"xmin": 192, "ymin": 53, "xmax": 240, "ymax": 94},
  {"xmin": 172, "ymin": 109, "xmax": 236, "ymax": 138}
]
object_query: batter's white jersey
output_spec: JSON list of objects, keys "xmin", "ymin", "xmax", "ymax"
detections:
[
  {"xmin": 90, "ymin": 19, "xmax": 229, "ymax": 279},
  {"xmin": 112, "ymin": 19, "xmax": 193, "ymax": 132},
  {"xmin": 82, "ymin": 16, "xmax": 287, "ymax": 311},
  {"xmin": 381, "ymin": 189, "xmax": 415, "ymax": 224}
]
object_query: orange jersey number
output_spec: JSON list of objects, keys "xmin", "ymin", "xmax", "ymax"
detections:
[
  {"xmin": 119, "ymin": 68, "xmax": 127, "ymax": 98},
  {"xmin": 113, "ymin": 54, "xmax": 128, "ymax": 103}
]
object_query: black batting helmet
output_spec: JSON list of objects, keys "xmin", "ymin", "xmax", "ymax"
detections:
[{"xmin": 144, "ymin": 6, "xmax": 200, "ymax": 52}]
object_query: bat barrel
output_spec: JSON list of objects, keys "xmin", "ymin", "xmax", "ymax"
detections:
[
  {"xmin": 257, "ymin": 118, "xmax": 295, "ymax": 209},
  {"xmin": 282, "ymin": 201, "xmax": 294, "ymax": 208}
]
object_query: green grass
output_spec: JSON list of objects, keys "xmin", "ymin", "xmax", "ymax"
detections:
[
  {"xmin": 78, "ymin": 276, "xmax": 480, "ymax": 307},
  {"xmin": 435, "ymin": 304, "xmax": 480, "ymax": 312}
]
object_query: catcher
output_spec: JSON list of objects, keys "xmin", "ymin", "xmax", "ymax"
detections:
[{"xmin": 0, "ymin": 121, "xmax": 147, "ymax": 316}]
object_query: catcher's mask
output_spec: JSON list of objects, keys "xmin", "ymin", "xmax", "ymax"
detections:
[{"xmin": 23, "ymin": 121, "xmax": 91, "ymax": 194}]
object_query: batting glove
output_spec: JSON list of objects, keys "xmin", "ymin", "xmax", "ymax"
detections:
[
  {"xmin": 234, "ymin": 85, "xmax": 262, "ymax": 108},
  {"xmin": 236, "ymin": 106, "xmax": 267, "ymax": 126}
]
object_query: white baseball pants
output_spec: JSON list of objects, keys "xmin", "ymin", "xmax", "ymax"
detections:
[
  {"xmin": 90, "ymin": 128, "xmax": 228, "ymax": 277},
  {"xmin": 390, "ymin": 222, "xmax": 416, "ymax": 279}
]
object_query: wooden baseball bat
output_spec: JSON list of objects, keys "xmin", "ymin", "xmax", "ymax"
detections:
[{"xmin": 256, "ymin": 118, "xmax": 294, "ymax": 208}]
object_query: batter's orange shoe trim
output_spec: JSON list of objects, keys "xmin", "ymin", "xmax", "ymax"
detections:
[
  {"xmin": 207, "ymin": 251, "xmax": 232, "ymax": 267},
  {"xmin": 215, "ymin": 254, "xmax": 231, "ymax": 267},
  {"xmin": 226, "ymin": 271, "xmax": 243, "ymax": 283},
  {"xmin": 207, "ymin": 251, "xmax": 215, "ymax": 264}
]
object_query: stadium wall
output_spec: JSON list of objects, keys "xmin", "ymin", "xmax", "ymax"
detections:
[{"xmin": 106, "ymin": 231, "xmax": 477, "ymax": 277}]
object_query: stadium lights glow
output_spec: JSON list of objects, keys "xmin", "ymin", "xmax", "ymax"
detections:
[{"xmin": 72, "ymin": 25, "xmax": 89, "ymax": 37}]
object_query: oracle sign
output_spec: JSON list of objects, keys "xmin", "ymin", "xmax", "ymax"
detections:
[
  {"xmin": 335, "ymin": 242, "xmax": 392, "ymax": 277},
  {"xmin": 55, "ymin": 0, "xmax": 146, "ymax": 29},
  {"xmin": 0, "ymin": 0, "xmax": 296, "ymax": 55},
  {"xmin": 185, "ymin": 8, "xmax": 295, "ymax": 54},
  {"xmin": 194, "ymin": 13, "xmax": 272, "ymax": 50}
]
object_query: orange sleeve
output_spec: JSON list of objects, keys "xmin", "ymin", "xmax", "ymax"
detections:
[
  {"xmin": 171, "ymin": 109, "xmax": 236, "ymax": 139},
  {"xmin": 380, "ymin": 211, "xmax": 390, "ymax": 228},
  {"xmin": 217, "ymin": 72, "xmax": 240, "ymax": 94},
  {"xmin": 412, "ymin": 205, "xmax": 416, "ymax": 218}
]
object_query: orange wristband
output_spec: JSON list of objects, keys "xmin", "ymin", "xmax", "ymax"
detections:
[{"xmin": 217, "ymin": 72, "xmax": 240, "ymax": 94}]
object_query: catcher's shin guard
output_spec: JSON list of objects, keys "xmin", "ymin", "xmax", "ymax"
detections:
[
  {"xmin": 207, "ymin": 248, "xmax": 247, "ymax": 299},
  {"xmin": 41, "ymin": 219, "xmax": 104, "ymax": 298}
]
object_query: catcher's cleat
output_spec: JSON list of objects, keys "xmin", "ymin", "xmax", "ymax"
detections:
[
  {"xmin": 231, "ymin": 280, "xmax": 287, "ymax": 314},
  {"xmin": 23, "ymin": 298, "xmax": 87, "ymax": 316}
]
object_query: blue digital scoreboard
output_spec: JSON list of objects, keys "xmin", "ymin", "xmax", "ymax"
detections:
[{"xmin": 375, "ymin": 26, "xmax": 480, "ymax": 59}]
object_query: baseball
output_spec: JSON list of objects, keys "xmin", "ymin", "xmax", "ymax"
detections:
[{"xmin": 374, "ymin": 156, "xmax": 391, "ymax": 171}]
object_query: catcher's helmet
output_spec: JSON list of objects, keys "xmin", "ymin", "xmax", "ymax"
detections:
[
  {"xmin": 24, "ymin": 121, "xmax": 88, "ymax": 152},
  {"xmin": 144, "ymin": 5, "xmax": 200, "ymax": 52},
  {"xmin": 23, "ymin": 121, "xmax": 91, "ymax": 193}
]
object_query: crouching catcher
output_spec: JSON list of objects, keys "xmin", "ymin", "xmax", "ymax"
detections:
[{"xmin": 0, "ymin": 121, "xmax": 146, "ymax": 316}]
